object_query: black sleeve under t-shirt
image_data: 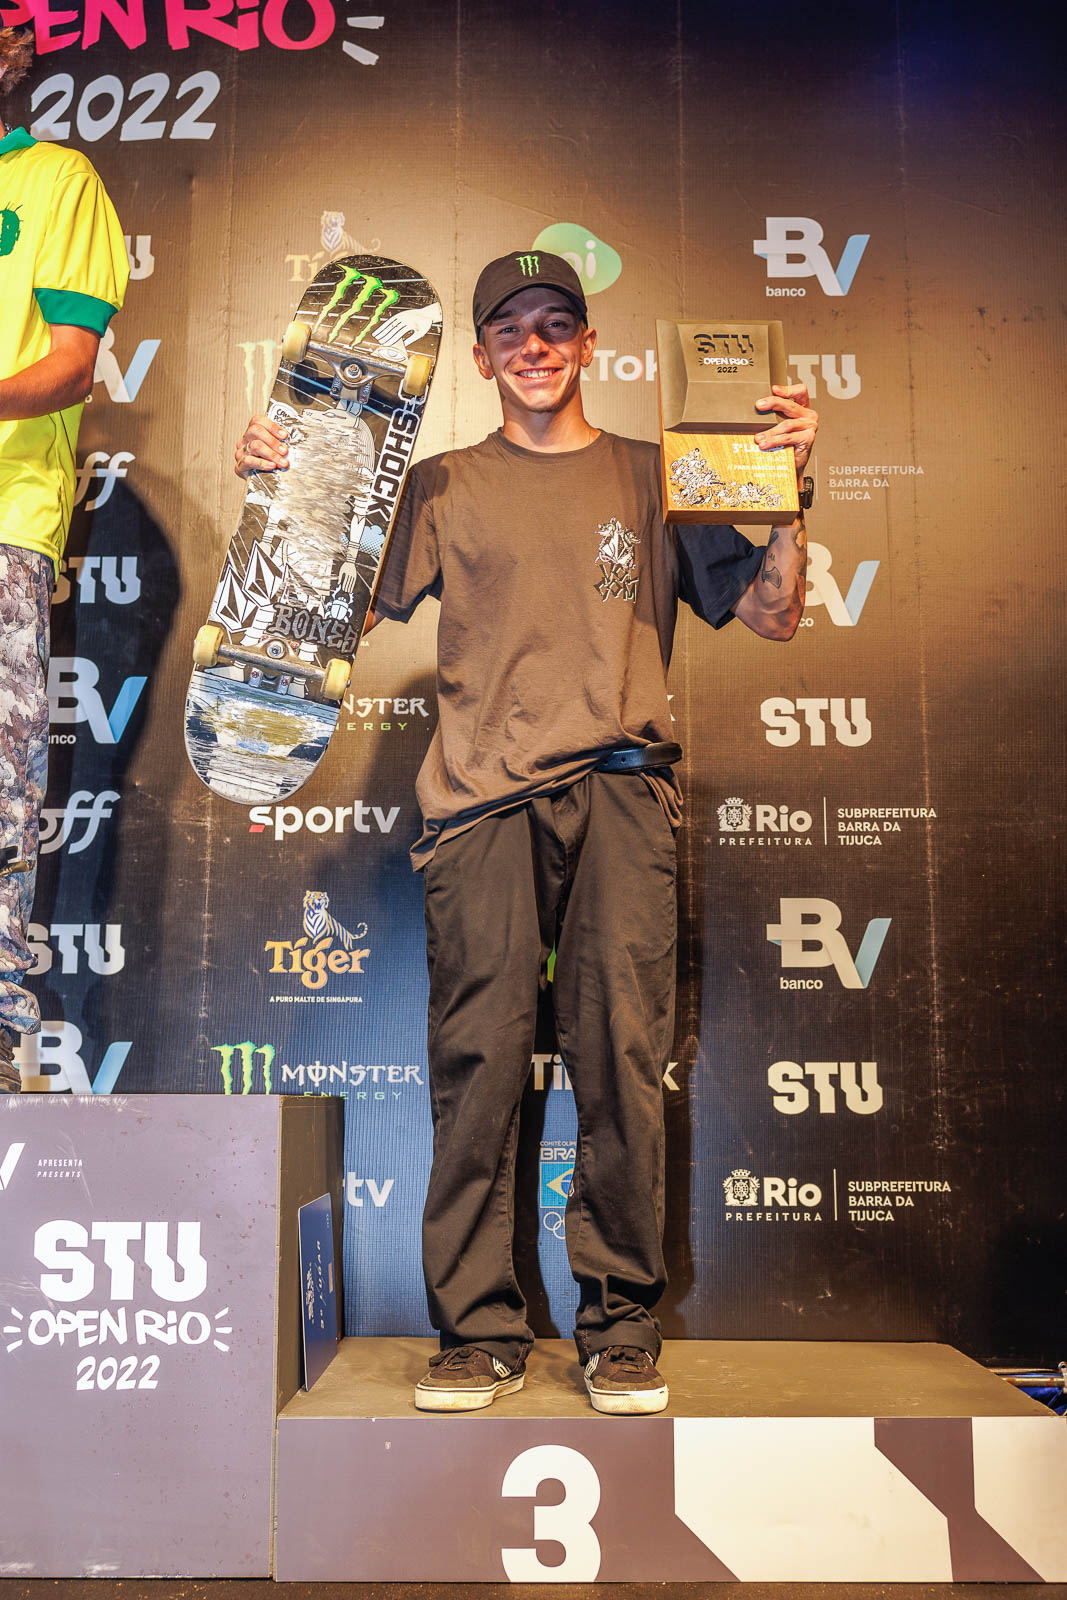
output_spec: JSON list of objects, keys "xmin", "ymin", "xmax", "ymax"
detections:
[{"xmin": 674, "ymin": 523, "xmax": 765, "ymax": 629}]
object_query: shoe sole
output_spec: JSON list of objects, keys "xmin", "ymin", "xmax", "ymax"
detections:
[
  {"xmin": 414, "ymin": 1373, "xmax": 524, "ymax": 1412},
  {"xmin": 586, "ymin": 1382, "xmax": 669, "ymax": 1415}
]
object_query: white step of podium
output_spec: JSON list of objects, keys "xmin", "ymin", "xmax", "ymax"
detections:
[{"xmin": 275, "ymin": 1336, "xmax": 1066, "ymax": 1584}]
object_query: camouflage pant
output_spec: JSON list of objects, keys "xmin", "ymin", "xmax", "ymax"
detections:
[{"xmin": 0, "ymin": 545, "xmax": 51, "ymax": 1037}]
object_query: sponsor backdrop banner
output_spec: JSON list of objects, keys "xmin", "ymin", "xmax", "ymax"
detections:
[{"xmin": 3, "ymin": 0, "xmax": 1062, "ymax": 1360}]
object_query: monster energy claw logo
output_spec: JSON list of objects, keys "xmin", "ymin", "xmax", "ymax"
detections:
[
  {"xmin": 311, "ymin": 267, "xmax": 399, "ymax": 344},
  {"xmin": 516, "ymin": 253, "xmax": 540, "ymax": 276},
  {"xmin": 213, "ymin": 1041, "xmax": 276, "ymax": 1095}
]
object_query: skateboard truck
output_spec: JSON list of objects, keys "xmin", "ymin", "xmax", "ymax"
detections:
[
  {"xmin": 192, "ymin": 624, "xmax": 351, "ymax": 703},
  {"xmin": 281, "ymin": 321, "xmax": 432, "ymax": 400}
]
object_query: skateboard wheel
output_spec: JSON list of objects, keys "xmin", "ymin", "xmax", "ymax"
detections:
[
  {"xmin": 318, "ymin": 658, "xmax": 351, "ymax": 702},
  {"xmin": 282, "ymin": 319, "xmax": 310, "ymax": 365},
  {"xmin": 193, "ymin": 623, "xmax": 225, "ymax": 670},
  {"xmin": 403, "ymin": 353, "xmax": 432, "ymax": 397}
]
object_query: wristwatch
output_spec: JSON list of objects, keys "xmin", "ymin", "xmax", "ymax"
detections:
[{"xmin": 798, "ymin": 475, "xmax": 814, "ymax": 510}]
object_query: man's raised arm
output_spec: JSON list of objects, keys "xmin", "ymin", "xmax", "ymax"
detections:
[{"xmin": 733, "ymin": 382, "xmax": 817, "ymax": 641}]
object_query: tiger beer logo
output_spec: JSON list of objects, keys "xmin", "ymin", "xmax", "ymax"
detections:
[{"xmin": 264, "ymin": 891, "xmax": 370, "ymax": 991}]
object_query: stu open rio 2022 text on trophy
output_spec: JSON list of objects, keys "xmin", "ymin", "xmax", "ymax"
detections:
[{"xmin": 657, "ymin": 319, "xmax": 801, "ymax": 525}]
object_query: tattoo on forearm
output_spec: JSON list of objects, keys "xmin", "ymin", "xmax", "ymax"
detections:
[{"xmin": 761, "ymin": 529, "xmax": 783, "ymax": 589}]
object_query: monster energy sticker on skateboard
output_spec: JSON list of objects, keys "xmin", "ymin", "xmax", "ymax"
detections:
[{"xmin": 185, "ymin": 256, "xmax": 441, "ymax": 805}]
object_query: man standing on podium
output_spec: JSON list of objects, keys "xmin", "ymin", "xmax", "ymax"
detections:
[{"xmin": 236, "ymin": 249, "xmax": 817, "ymax": 1414}]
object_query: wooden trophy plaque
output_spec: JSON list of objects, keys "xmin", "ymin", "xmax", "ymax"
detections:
[{"xmin": 656, "ymin": 319, "xmax": 799, "ymax": 525}]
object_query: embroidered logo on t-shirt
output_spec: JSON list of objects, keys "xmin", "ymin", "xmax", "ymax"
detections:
[
  {"xmin": 0, "ymin": 206, "xmax": 22, "ymax": 257},
  {"xmin": 594, "ymin": 516, "xmax": 639, "ymax": 603}
]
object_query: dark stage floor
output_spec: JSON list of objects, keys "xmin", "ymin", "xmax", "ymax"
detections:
[{"xmin": 4, "ymin": 1580, "xmax": 1063, "ymax": 1599}]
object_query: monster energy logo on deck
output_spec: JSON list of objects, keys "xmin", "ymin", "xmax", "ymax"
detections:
[
  {"xmin": 311, "ymin": 266, "xmax": 399, "ymax": 343},
  {"xmin": 516, "ymin": 253, "xmax": 540, "ymax": 276},
  {"xmin": 212, "ymin": 1041, "xmax": 276, "ymax": 1094}
]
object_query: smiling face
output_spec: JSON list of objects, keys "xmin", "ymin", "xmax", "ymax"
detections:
[{"xmin": 473, "ymin": 285, "xmax": 596, "ymax": 421}]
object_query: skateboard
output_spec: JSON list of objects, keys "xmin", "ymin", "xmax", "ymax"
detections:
[{"xmin": 185, "ymin": 255, "xmax": 442, "ymax": 804}]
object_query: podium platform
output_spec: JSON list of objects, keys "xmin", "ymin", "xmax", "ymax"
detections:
[
  {"xmin": 275, "ymin": 1336, "xmax": 1066, "ymax": 1584},
  {"xmin": 0, "ymin": 1094, "xmax": 342, "ymax": 1578}
]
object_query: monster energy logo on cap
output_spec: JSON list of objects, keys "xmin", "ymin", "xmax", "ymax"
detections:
[{"xmin": 472, "ymin": 248, "xmax": 588, "ymax": 331}]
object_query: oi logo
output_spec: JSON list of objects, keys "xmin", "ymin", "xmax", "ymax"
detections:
[{"xmin": 533, "ymin": 223, "xmax": 622, "ymax": 296}]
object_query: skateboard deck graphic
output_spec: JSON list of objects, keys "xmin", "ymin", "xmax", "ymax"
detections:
[{"xmin": 185, "ymin": 255, "xmax": 441, "ymax": 803}]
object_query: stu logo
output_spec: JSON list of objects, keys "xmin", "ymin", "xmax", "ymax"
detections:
[
  {"xmin": 761, "ymin": 697, "xmax": 871, "ymax": 748},
  {"xmin": 754, "ymin": 217, "xmax": 870, "ymax": 296},
  {"xmin": 34, "ymin": 1221, "xmax": 207, "ymax": 1304},
  {"xmin": 767, "ymin": 898, "xmax": 892, "ymax": 990}
]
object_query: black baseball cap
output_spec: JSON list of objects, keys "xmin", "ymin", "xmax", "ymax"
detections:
[{"xmin": 473, "ymin": 250, "xmax": 588, "ymax": 333}]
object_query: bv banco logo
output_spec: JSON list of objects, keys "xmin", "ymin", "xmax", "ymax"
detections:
[
  {"xmin": 754, "ymin": 217, "xmax": 869, "ymax": 296},
  {"xmin": 767, "ymin": 898, "xmax": 891, "ymax": 989}
]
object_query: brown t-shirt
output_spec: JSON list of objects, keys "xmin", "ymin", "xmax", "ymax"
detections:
[{"xmin": 374, "ymin": 429, "xmax": 763, "ymax": 868}]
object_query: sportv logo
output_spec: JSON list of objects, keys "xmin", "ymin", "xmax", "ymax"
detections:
[
  {"xmin": 767, "ymin": 899, "xmax": 892, "ymax": 990},
  {"xmin": 346, "ymin": 1175, "xmax": 394, "ymax": 1208},
  {"xmin": 754, "ymin": 217, "xmax": 870, "ymax": 296},
  {"xmin": 248, "ymin": 801, "xmax": 400, "ymax": 839}
]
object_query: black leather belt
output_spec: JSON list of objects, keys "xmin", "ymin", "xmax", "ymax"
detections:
[{"xmin": 595, "ymin": 741, "xmax": 682, "ymax": 772}]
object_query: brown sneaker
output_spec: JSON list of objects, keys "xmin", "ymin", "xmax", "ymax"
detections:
[
  {"xmin": 414, "ymin": 1345, "xmax": 526, "ymax": 1412},
  {"xmin": 0, "ymin": 1029, "xmax": 20, "ymax": 1093},
  {"xmin": 584, "ymin": 1345, "xmax": 669, "ymax": 1414}
]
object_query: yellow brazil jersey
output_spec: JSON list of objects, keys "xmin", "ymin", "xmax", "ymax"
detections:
[{"xmin": 0, "ymin": 128, "xmax": 128, "ymax": 575}]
